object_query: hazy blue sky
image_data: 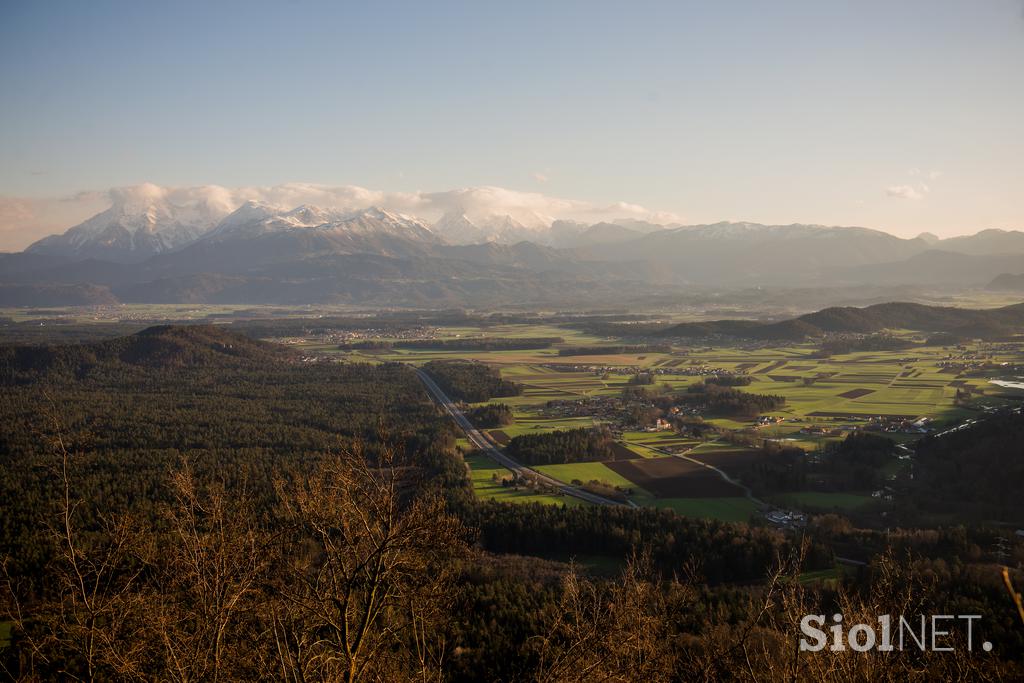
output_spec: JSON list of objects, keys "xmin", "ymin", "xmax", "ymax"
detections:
[{"xmin": 1, "ymin": 0, "xmax": 1022, "ymax": 243}]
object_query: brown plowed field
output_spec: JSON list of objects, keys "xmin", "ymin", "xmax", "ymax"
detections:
[
  {"xmin": 687, "ymin": 448, "xmax": 764, "ymax": 473},
  {"xmin": 838, "ymin": 388, "xmax": 875, "ymax": 399},
  {"xmin": 605, "ymin": 457, "xmax": 743, "ymax": 497},
  {"xmin": 489, "ymin": 430, "xmax": 510, "ymax": 445},
  {"xmin": 608, "ymin": 442, "xmax": 643, "ymax": 461},
  {"xmin": 755, "ymin": 361, "xmax": 787, "ymax": 374}
]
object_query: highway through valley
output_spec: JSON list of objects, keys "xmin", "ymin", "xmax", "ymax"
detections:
[{"xmin": 415, "ymin": 368, "xmax": 629, "ymax": 507}]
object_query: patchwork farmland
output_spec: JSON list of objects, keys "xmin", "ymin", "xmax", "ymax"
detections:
[{"xmin": 331, "ymin": 322, "xmax": 1024, "ymax": 522}]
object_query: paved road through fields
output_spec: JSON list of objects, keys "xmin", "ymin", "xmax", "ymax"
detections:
[{"xmin": 415, "ymin": 368, "xmax": 629, "ymax": 507}]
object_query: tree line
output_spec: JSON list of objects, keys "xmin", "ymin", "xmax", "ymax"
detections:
[
  {"xmin": 679, "ymin": 381, "xmax": 786, "ymax": 417},
  {"xmin": 465, "ymin": 403, "xmax": 514, "ymax": 428},
  {"xmin": 503, "ymin": 427, "xmax": 618, "ymax": 466},
  {"xmin": 421, "ymin": 360, "xmax": 522, "ymax": 403}
]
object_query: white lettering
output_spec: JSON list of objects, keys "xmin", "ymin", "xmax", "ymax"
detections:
[
  {"xmin": 959, "ymin": 615, "xmax": 981, "ymax": 651},
  {"xmin": 830, "ymin": 613, "xmax": 845, "ymax": 652},
  {"xmin": 848, "ymin": 623, "xmax": 877, "ymax": 652},
  {"xmin": 931, "ymin": 615, "xmax": 953, "ymax": 652},
  {"xmin": 877, "ymin": 614, "xmax": 893, "ymax": 652},
  {"xmin": 899, "ymin": 615, "xmax": 927, "ymax": 651},
  {"xmin": 800, "ymin": 614, "xmax": 827, "ymax": 652}
]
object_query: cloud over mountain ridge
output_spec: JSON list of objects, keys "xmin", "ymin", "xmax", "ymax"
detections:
[{"xmin": 1, "ymin": 182, "xmax": 681, "ymax": 251}]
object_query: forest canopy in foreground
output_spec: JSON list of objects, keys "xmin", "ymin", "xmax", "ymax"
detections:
[{"xmin": 0, "ymin": 326, "xmax": 1022, "ymax": 681}]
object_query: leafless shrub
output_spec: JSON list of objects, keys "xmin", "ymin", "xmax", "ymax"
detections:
[{"xmin": 262, "ymin": 445, "xmax": 468, "ymax": 683}]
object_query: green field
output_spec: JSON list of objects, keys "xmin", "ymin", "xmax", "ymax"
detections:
[
  {"xmin": 534, "ymin": 461, "xmax": 641, "ymax": 490},
  {"xmin": 338, "ymin": 328, "xmax": 1007, "ymax": 433},
  {"xmin": 649, "ymin": 497, "xmax": 758, "ymax": 523},
  {"xmin": 529, "ymin": 457, "xmax": 761, "ymax": 522},
  {"xmin": 463, "ymin": 452, "xmax": 589, "ymax": 507},
  {"xmin": 9, "ymin": 311, "xmax": 1019, "ymax": 525},
  {"xmin": 318, "ymin": 321, "xmax": 1024, "ymax": 521}
]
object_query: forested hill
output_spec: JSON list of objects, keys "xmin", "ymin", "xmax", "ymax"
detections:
[
  {"xmin": 659, "ymin": 301, "xmax": 1024, "ymax": 340},
  {"xmin": 0, "ymin": 324, "xmax": 290, "ymax": 382},
  {"xmin": 910, "ymin": 408, "xmax": 1024, "ymax": 524}
]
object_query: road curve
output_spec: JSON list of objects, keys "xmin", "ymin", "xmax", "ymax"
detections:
[{"xmin": 415, "ymin": 368, "xmax": 629, "ymax": 507}]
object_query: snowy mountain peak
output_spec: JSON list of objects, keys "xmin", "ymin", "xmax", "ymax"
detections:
[
  {"xmin": 207, "ymin": 201, "xmax": 289, "ymax": 239},
  {"xmin": 204, "ymin": 203, "xmax": 439, "ymax": 244},
  {"xmin": 481, "ymin": 214, "xmax": 526, "ymax": 232},
  {"xmin": 360, "ymin": 206, "xmax": 399, "ymax": 220},
  {"xmin": 334, "ymin": 206, "xmax": 437, "ymax": 241},
  {"xmin": 231, "ymin": 200, "xmax": 281, "ymax": 220},
  {"xmin": 22, "ymin": 183, "xmax": 691, "ymax": 260},
  {"xmin": 282, "ymin": 204, "xmax": 349, "ymax": 227},
  {"xmin": 431, "ymin": 211, "xmax": 547, "ymax": 245},
  {"xmin": 432, "ymin": 212, "xmax": 486, "ymax": 244},
  {"xmin": 26, "ymin": 184, "xmax": 231, "ymax": 262}
]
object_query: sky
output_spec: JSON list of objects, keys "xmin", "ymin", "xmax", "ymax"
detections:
[{"xmin": 1, "ymin": 0, "xmax": 1023, "ymax": 250}]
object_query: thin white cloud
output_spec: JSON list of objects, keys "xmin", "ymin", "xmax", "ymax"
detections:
[
  {"xmin": 0, "ymin": 182, "xmax": 679, "ymax": 249},
  {"xmin": 531, "ymin": 171, "xmax": 549, "ymax": 183},
  {"xmin": 886, "ymin": 184, "xmax": 928, "ymax": 201}
]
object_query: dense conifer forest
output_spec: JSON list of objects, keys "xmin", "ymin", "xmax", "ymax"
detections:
[
  {"xmin": 0, "ymin": 326, "xmax": 1021, "ymax": 681},
  {"xmin": 421, "ymin": 359, "xmax": 523, "ymax": 403},
  {"xmin": 680, "ymin": 381, "xmax": 787, "ymax": 417},
  {"xmin": 504, "ymin": 427, "xmax": 620, "ymax": 465}
]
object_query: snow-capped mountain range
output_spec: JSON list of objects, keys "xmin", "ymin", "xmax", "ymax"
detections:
[
  {"xmin": 27, "ymin": 190, "xmax": 225, "ymax": 262},
  {"xmin": 22, "ymin": 188, "xmax": 658, "ymax": 264},
  {"xmin": 206, "ymin": 202, "xmax": 436, "ymax": 243},
  {"xmin": 26, "ymin": 193, "xmax": 605, "ymax": 261},
  {"xmin": 431, "ymin": 211, "xmax": 548, "ymax": 245},
  {"xmin": 18, "ymin": 185, "xmax": 1024, "ymax": 296}
]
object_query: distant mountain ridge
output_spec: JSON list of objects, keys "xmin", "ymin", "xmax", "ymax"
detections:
[
  {"xmin": 839, "ymin": 250, "xmax": 1024, "ymax": 286},
  {"xmin": 987, "ymin": 273, "xmax": 1024, "ymax": 292},
  {"xmin": 207, "ymin": 203, "xmax": 436, "ymax": 243},
  {"xmin": 574, "ymin": 222, "xmax": 936, "ymax": 283},
  {"xmin": 26, "ymin": 184, "xmax": 229, "ymax": 262},
  {"xmin": 8, "ymin": 191, "xmax": 1024, "ymax": 306},
  {"xmin": 660, "ymin": 301, "xmax": 1024, "ymax": 340},
  {"xmin": 24, "ymin": 191, "xmax": 1024, "ymax": 264}
]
